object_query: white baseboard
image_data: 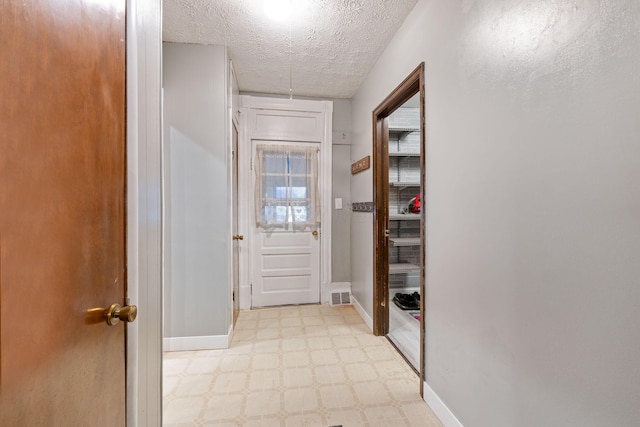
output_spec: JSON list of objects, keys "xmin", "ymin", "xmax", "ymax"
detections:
[
  {"xmin": 228, "ymin": 321, "xmax": 234, "ymax": 344},
  {"xmin": 424, "ymin": 381, "xmax": 464, "ymax": 427},
  {"xmin": 164, "ymin": 329, "xmax": 231, "ymax": 352},
  {"xmin": 240, "ymin": 285, "xmax": 251, "ymax": 310},
  {"xmin": 350, "ymin": 294, "xmax": 373, "ymax": 332}
]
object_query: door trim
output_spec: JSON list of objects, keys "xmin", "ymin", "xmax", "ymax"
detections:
[
  {"xmin": 126, "ymin": 1, "xmax": 163, "ymax": 425},
  {"xmin": 231, "ymin": 119, "xmax": 240, "ymax": 324},
  {"xmin": 372, "ymin": 63, "xmax": 426, "ymax": 395}
]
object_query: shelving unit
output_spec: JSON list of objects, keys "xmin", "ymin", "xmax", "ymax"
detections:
[
  {"xmin": 389, "ymin": 152, "xmax": 420, "ymax": 157},
  {"xmin": 389, "ymin": 262, "xmax": 420, "ymax": 273},
  {"xmin": 387, "ymin": 108, "xmax": 422, "ymax": 294},
  {"xmin": 386, "ymin": 107, "xmax": 422, "ymax": 373},
  {"xmin": 389, "ymin": 237, "xmax": 420, "ymax": 247},
  {"xmin": 389, "ymin": 181, "xmax": 420, "ymax": 188},
  {"xmin": 389, "ymin": 127, "xmax": 419, "ymax": 133},
  {"xmin": 374, "ymin": 88, "xmax": 426, "ymax": 377},
  {"xmin": 389, "ymin": 213, "xmax": 420, "ymax": 221}
]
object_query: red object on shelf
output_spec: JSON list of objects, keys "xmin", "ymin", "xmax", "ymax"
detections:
[{"xmin": 408, "ymin": 193, "xmax": 421, "ymax": 213}]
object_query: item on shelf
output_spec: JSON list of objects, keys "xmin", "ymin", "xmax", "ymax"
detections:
[
  {"xmin": 392, "ymin": 292, "xmax": 420, "ymax": 310},
  {"xmin": 405, "ymin": 193, "xmax": 421, "ymax": 213}
]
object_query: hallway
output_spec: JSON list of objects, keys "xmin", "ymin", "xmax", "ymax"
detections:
[{"xmin": 163, "ymin": 305, "xmax": 442, "ymax": 426}]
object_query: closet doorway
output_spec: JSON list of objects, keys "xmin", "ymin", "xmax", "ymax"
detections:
[{"xmin": 372, "ymin": 63, "xmax": 426, "ymax": 395}]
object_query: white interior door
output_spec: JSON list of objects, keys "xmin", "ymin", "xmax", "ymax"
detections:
[{"xmin": 251, "ymin": 141, "xmax": 321, "ymax": 307}]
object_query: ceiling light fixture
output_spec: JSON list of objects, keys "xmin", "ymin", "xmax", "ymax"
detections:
[{"xmin": 264, "ymin": 0, "xmax": 292, "ymax": 21}]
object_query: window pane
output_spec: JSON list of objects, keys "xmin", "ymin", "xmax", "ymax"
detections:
[
  {"xmin": 263, "ymin": 176, "xmax": 287, "ymax": 198},
  {"xmin": 255, "ymin": 145, "xmax": 318, "ymax": 229},
  {"xmin": 293, "ymin": 206, "xmax": 307, "ymax": 222},
  {"xmin": 275, "ymin": 186, "xmax": 288, "ymax": 198},
  {"xmin": 288, "ymin": 154, "xmax": 308, "ymax": 174},
  {"xmin": 263, "ymin": 152, "xmax": 288, "ymax": 174},
  {"xmin": 290, "ymin": 186, "xmax": 307, "ymax": 199},
  {"xmin": 263, "ymin": 205, "xmax": 289, "ymax": 223}
]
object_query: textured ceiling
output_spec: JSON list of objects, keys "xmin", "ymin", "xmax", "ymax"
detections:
[{"xmin": 163, "ymin": 0, "xmax": 418, "ymax": 99}]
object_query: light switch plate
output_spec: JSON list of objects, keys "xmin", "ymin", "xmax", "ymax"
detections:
[{"xmin": 335, "ymin": 198, "xmax": 343, "ymax": 209}]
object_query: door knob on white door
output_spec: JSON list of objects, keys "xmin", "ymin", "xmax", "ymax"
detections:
[{"xmin": 232, "ymin": 235, "xmax": 244, "ymax": 240}]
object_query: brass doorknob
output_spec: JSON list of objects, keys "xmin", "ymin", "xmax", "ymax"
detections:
[
  {"xmin": 106, "ymin": 303, "xmax": 138, "ymax": 326},
  {"xmin": 312, "ymin": 230, "xmax": 318, "ymax": 237}
]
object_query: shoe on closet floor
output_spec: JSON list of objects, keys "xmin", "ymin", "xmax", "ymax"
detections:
[{"xmin": 393, "ymin": 293, "xmax": 419, "ymax": 310}]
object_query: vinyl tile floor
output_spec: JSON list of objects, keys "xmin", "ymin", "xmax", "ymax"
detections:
[{"xmin": 163, "ymin": 304, "xmax": 443, "ymax": 427}]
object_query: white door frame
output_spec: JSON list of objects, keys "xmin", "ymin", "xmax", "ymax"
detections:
[
  {"xmin": 126, "ymin": 0, "xmax": 163, "ymax": 425},
  {"xmin": 238, "ymin": 96, "xmax": 333, "ymax": 309}
]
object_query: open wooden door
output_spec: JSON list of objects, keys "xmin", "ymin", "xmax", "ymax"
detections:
[{"xmin": 0, "ymin": 0, "xmax": 130, "ymax": 424}]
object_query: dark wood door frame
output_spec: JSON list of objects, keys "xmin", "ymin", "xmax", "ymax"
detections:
[{"xmin": 372, "ymin": 62, "xmax": 426, "ymax": 393}]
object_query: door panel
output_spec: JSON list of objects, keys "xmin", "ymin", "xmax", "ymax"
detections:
[
  {"xmin": 250, "ymin": 110, "xmax": 324, "ymax": 142},
  {"xmin": 0, "ymin": 0, "xmax": 127, "ymax": 424},
  {"xmin": 263, "ymin": 276, "xmax": 312, "ymax": 291},
  {"xmin": 263, "ymin": 253, "xmax": 312, "ymax": 270},
  {"xmin": 252, "ymin": 230, "xmax": 319, "ymax": 307},
  {"xmin": 262, "ymin": 232, "xmax": 310, "ymax": 248}
]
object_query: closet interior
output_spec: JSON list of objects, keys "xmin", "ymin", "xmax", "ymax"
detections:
[{"xmin": 386, "ymin": 97, "xmax": 422, "ymax": 371}]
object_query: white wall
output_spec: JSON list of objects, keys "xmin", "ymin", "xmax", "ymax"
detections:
[
  {"xmin": 163, "ymin": 43, "xmax": 230, "ymax": 339},
  {"xmin": 331, "ymin": 99, "xmax": 352, "ymax": 282},
  {"xmin": 331, "ymin": 144, "xmax": 351, "ymax": 282},
  {"xmin": 350, "ymin": 1, "xmax": 640, "ymax": 426}
]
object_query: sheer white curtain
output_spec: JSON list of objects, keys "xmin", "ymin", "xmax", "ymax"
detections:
[{"xmin": 254, "ymin": 144, "xmax": 320, "ymax": 231}]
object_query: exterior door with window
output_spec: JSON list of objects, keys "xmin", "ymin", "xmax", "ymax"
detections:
[{"xmin": 251, "ymin": 142, "xmax": 321, "ymax": 307}]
